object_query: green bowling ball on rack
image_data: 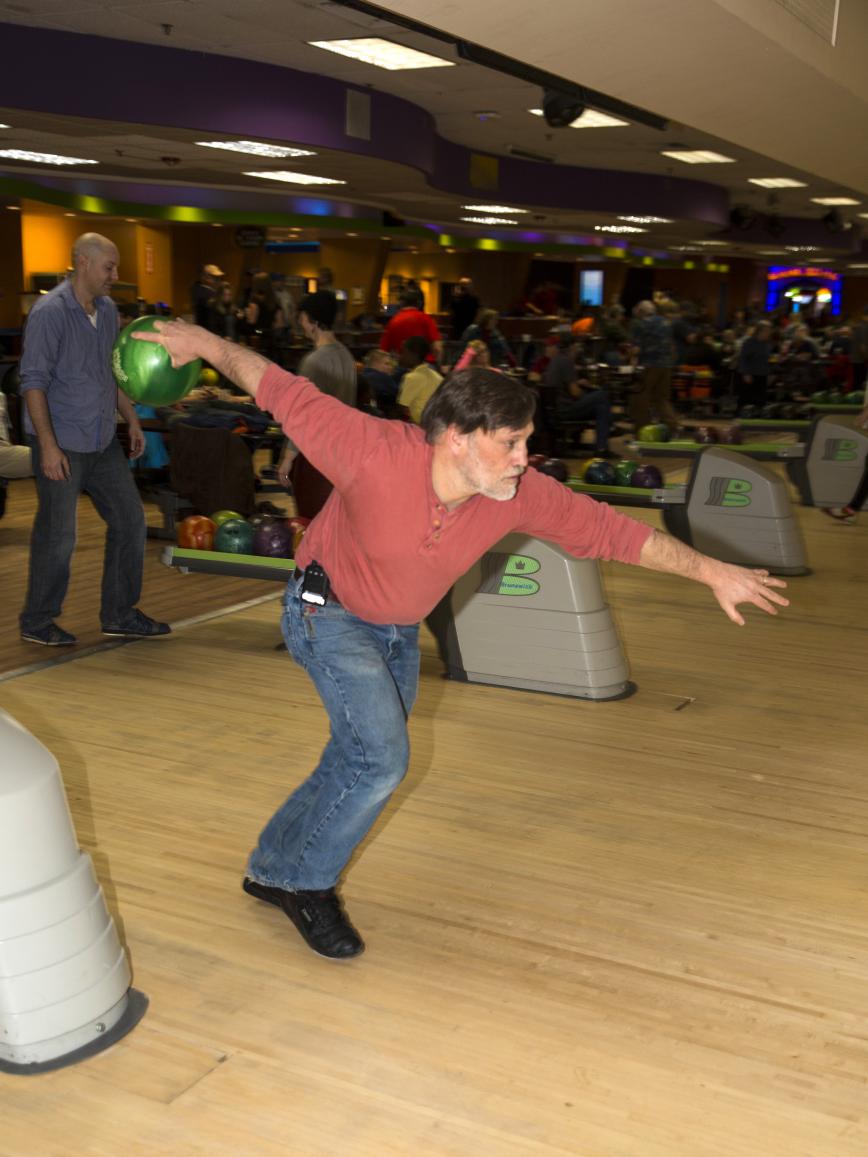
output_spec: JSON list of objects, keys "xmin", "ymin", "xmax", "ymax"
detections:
[
  {"xmin": 613, "ymin": 459, "xmax": 639, "ymax": 486},
  {"xmin": 112, "ymin": 316, "xmax": 202, "ymax": 405},
  {"xmin": 213, "ymin": 518, "xmax": 256, "ymax": 555}
]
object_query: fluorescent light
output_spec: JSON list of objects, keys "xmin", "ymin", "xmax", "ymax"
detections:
[
  {"xmin": 661, "ymin": 150, "xmax": 735, "ymax": 164},
  {"xmin": 460, "ymin": 216, "xmax": 518, "ymax": 225},
  {"xmin": 0, "ymin": 123, "xmax": 10, "ymax": 130},
  {"xmin": 309, "ymin": 38, "xmax": 454, "ymax": 70},
  {"xmin": 692, "ymin": 240, "xmax": 727, "ymax": 246},
  {"xmin": 748, "ymin": 177, "xmax": 807, "ymax": 188},
  {"xmin": 811, "ymin": 196, "xmax": 860, "ymax": 205},
  {"xmin": 528, "ymin": 108, "xmax": 628, "ymax": 128},
  {"xmin": 618, "ymin": 215, "xmax": 672, "ymax": 224},
  {"xmin": 759, "ymin": 249, "xmax": 787, "ymax": 255},
  {"xmin": 670, "ymin": 246, "xmax": 701, "ymax": 252},
  {"xmin": 594, "ymin": 225, "xmax": 647, "ymax": 234},
  {"xmin": 0, "ymin": 148, "xmax": 97, "ymax": 165},
  {"xmin": 848, "ymin": 263, "xmax": 868, "ymax": 269},
  {"xmin": 784, "ymin": 245, "xmax": 819, "ymax": 252},
  {"xmin": 463, "ymin": 204, "xmax": 528, "ymax": 214},
  {"xmin": 5, "ymin": 204, "xmax": 21, "ymax": 210},
  {"xmin": 808, "ymin": 257, "xmax": 834, "ymax": 263},
  {"xmin": 245, "ymin": 170, "xmax": 346, "ymax": 186},
  {"xmin": 197, "ymin": 140, "xmax": 315, "ymax": 158}
]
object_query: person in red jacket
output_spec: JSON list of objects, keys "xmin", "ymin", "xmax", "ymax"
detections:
[
  {"xmin": 136, "ymin": 319, "xmax": 790, "ymax": 962},
  {"xmin": 380, "ymin": 289, "xmax": 442, "ymax": 363}
]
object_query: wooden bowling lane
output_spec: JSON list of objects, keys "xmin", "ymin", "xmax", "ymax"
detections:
[
  {"xmin": 0, "ymin": 476, "xmax": 283, "ymax": 678},
  {"xmin": 0, "ymin": 500, "xmax": 866, "ymax": 1156}
]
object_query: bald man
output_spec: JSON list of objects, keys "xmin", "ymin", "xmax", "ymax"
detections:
[{"xmin": 18, "ymin": 232, "xmax": 170, "ymax": 646}]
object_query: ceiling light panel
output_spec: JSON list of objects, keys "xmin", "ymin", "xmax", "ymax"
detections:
[
  {"xmin": 245, "ymin": 170, "xmax": 346, "ymax": 185},
  {"xmin": 594, "ymin": 225, "xmax": 646, "ymax": 233},
  {"xmin": 528, "ymin": 108, "xmax": 628, "ymax": 128},
  {"xmin": 197, "ymin": 140, "xmax": 315, "ymax": 158},
  {"xmin": 661, "ymin": 150, "xmax": 735, "ymax": 164},
  {"xmin": 618, "ymin": 215, "xmax": 672, "ymax": 224},
  {"xmin": 748, "ymin": 177, "xmax": 807, "ymax": 188},
  {"xmin": 460, "ymin": 216, "xmax": 518, "ymax": 225},
  {"xmin": 462, "ymin": 204, "xmax": 528, "ymax": 214},
  {"xmin": 810, "ymin": 196, "xmax": 860, "ymax": 205},
  {"xmin": 0, "ymin": 148, "xmax": 97, "ymax": 165},
  {"xmin": 309, "ymin": 39, "xmax": 454, "ymax": 70}
]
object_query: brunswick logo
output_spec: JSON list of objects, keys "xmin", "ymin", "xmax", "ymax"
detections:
[
  {"xmin": 822, "ymin": 438, "xmax": 858, "ymax": 462},
  {"xmin": 706, "ymin": 477, "xmax": 752, "ymax": 508},
  {"xmin": 477, "ymin": 552, "xmax": 541, "ymax": 597}
]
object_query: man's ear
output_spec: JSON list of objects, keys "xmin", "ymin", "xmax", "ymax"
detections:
[{"xmin": 444, "ymin": 424, "xmax": 469, "ymax": 457}]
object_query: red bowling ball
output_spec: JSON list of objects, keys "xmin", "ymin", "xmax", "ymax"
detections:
[
  {"xmin": 720, "ymin": 424, "xmax": 743, "ymax": 445},
  {"xmin": 537, "ymin": 458, "xmax": 569, "ymax": 482},
  {"xmin": 694, "ymin": 425, "xmax": 720, "ymax": 445},
  {"xmin": 526, "ymin": 454, "xmax": 548, "ymax": 470}
]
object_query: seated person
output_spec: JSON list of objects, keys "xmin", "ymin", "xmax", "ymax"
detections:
[
  {"xmin": 396, "ymin": 337, "xmax": 443, "ymax": 424},
  {"xmin": 0, "ymin": 390, "xmax": 32, "ymax": 480},
  {"xmin": 460, "ymin": 309, "xmax": 516, "ymax": 367},
  {"xmin": 358, "ymin": 349, "xmax": 400, "ymax": 414},
  {"xmin": 542, "ymin": 337, "xmax": 615, "ymax": 458}
]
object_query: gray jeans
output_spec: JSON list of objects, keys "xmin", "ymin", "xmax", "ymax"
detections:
[{"xmin": 20, "ymin": 437, "xmax": 146, "ymax": 631}]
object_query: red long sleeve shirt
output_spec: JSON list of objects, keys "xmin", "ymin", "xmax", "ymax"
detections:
[{"xmin": 258, "ymin": 365, "xmax": 652, "ymax": 626}]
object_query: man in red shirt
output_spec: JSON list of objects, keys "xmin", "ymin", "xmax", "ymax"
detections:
[
  {"xmin": 380, "ymin": 289, "xmax": 442, "ymax": 363},
  {"xmin": 137, "ymin": 321, "xmax": 789, "ymax": 961}
]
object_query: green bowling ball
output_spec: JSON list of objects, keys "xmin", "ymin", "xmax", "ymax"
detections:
[
  {"xmin": 112, "ymin": 315, "xmax": 201, "ymax": 405},
  {"xmin": 213, "ymin": 518, "xmax": 256, "ymax": 555},
  {"xmin": 810, "ymin": 390, "xmax": 829, "ymax": 404},
  {"xmin": 825, "ymin": 390, "xmax": 843, "ymax": 403},
  {"xmin": 614, "ymin": 459, "xmax": 639, "ymax": 486},
  {"xmin": 211, "ymin": 509, "xmax": 244, "ymax": 527},
  {"xmin": 637, "ymin": 423, "xmax": 669, "ymax": 443}
]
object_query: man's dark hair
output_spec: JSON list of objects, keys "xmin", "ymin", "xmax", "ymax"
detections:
[
  {"xmin": 420, "ymin": 368, "xmax": 537, "ymax": 444},
  {"xmin": 401, "ymin": 335, "xmax": 430, "ymax": 364},
  {"xmin": 298, "ymin": 290, "xmax": 337, "ymax": 329},
  {"xmin": 398, "ymin": 288, "xmax": 420, "ymax": 309}
]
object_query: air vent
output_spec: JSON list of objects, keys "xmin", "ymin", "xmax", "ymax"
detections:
[{"xmin": 770, "ymin": 0, "xmax": 840, "ymax": 45}]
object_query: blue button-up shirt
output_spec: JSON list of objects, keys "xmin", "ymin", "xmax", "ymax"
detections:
[{"xmin": 20, "ymin": 278, "xmax": 120, "ymax": 452}]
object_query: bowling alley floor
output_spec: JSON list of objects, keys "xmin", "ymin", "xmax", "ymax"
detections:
[{"xmin": 1, "ymin": 467, "xmax": 867, "ymax": 1157}]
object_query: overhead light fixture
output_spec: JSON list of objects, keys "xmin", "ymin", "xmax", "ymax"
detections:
[
  {"xmin": 245, "ymin": 170, "xmax": 346, "ymax": 186},
  {"xmin": 848, "ymin": 263, "xmax": 868, "ymax": 269},
  {"xmin": 196, "ymin": 140, "xmax": 315, "ymax": 158},
  {"xmin": 463, "ymin": 204, "xmax": 528, "ymax": 214},
  {"xmin": 811, "ymin": 196, "xmax": 860, "ymax": 206},
  {"xmin": 809, "ymin": 258, "xmax": 835, "ymax": 263},
  {"xmin": 460, "ymin": 216, "xmax": 518, "ymax": 225},
  {"xmin": 594, "ymin": 225, "xmax": 647, "ymax": 233},
  {"xmin": 692, "ymin": 240, "xmax": 727, "ymax": 246},
  {"xmin": 670, "ymin": 245, "xmax": 701, "ymax": 252},
  {"xmin": 618, "ymin": 215, "xmax": 672, "ymax": 224},
  {"xmin": 785, "ymin": 245, "xmax": 818, "ymax": 252},
  {"xmin": 661, "ymin": 150, "xmax": 735, "ymax": 164},
  {"xmin": 748, "ymin": 177, "xmax": 807, "ymax": 189},
  {"xmin": 0, "ymin": 148, "xmax": 98, "ymax": 165},
  {"xmin": 309, "ymin": 38, "xmax": 454, "ymax": 70},
  {"xmin": 528, "ymin": 108, "xmax": 628, "ymax": 128},
  {"xmin": 759, "ymin": 249, "xmax": 788, "ymax": 255},
  {"xmin": 5, "ymin": 204, "xmax": 21, "ymax": 211},
  {"xmin": 0, "ymin": 123, "xmax": 10, "ymax": 130}
]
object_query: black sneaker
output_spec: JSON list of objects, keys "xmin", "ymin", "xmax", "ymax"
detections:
[
  {"xmin": 242, "ymin": 877, "xmax": 364, "ymax": 959},
  {"xmin": 102, "ymin": 609, "xmax": 171, "ymax": 638},
  {"xmin": 21, "ymin": 622, "xmax": 77, "ymax": 646}
]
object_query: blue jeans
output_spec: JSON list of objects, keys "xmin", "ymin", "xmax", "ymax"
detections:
[
  {"xmin": 20, "ymin": 437, "xmax": 146, "ymax": 632},
  {"xmin": 557, "ymin": 389, "xmax": 612, "ymax": 452},
  {"xmin": 247, "ymin": 582, "xmax": 421, "ymax": 891}
]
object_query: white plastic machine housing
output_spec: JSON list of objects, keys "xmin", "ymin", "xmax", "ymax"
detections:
[{"xmin": 0, "ymin": 709, "xmax": 135, "ymax": 1071}]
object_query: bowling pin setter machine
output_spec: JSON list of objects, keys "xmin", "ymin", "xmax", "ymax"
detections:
[
  {"xmin": 570, "ymin": 446, "xmax": 808, "ymax": 576},
  {"xmin": 163, "ymin": 540, "xmax": 634, "ymax": 701},
  {"xmin": 630, "ymin": 415, "xmax": 868, "ymax": 512},
  {"xmin": 0, "ymin": 710, "xmax": 147, "ymax": 1074}
]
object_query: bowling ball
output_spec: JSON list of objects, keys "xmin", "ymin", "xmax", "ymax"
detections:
[
  {"xmin": 176, "ymin": 515, "xmax": 216, "ymax": 550},
  {"xmin": 637, "ymin": 423, "xmax": 669, "ymax": 443},
  {"xmin": 584, "ymin": 460, "xmax": 618, "ymax": 486},
  {"xmin": 211, "ymin": 509, "xmax": 243, "ymax": 527},
  {"xmin": 286, "ymin": 515, "xmax": 311, "ymax": 552},
  {"xmin": 248, "ymin": 512, "xmax": 281, "ymax": 530},
  {"xmin": 720, "ymin": 424, "xmax": 743, "ymax": 445},
  {"xmin": 537, "ymin": 458, "xmax": 569, "ymax": 482},
  {"xmin": 694, "ymin": 425, "xmax": 720, "ymax": 445},
  {"xmin": 739, "ymin": 404, "xmax": 758, "ymax": 419},
  {"xmin": 253, "ymin": 521, "xmax": 295, "ymax": 558},
  {"xmin": 572, "ymin": 459, "xmax": 592, "ymax": 481},
  {"xmin": 199, "ymin": 367, "xmax": 220, "ymax": 387},
  {"xmin": 826, "ymin": 390, "xmax": 843, "ymax": 403},
  {"xmin": 214, "ymin": 518, "xmax": 256, "ymax": 554},
  {"xmin": 614, "ymin": 459, "xmax": 639, "ymax": 486},
  {"xmin": 779, "ymin": 404, "xmax": 799, "ymax": 419},
  {"xmin": 112, "ymin": 316, "xmax": 201, "ymax": 405},
  {"xmin": 630, "ymin": 464, "xmax": 664, "ymax": 489},
  {"xmin": 810, "ymin": 390, "xmax": 829, "ymax": 404},
  {"xmin": 526, "ymin": 454, "xmax": 548, "ymax": 470},
  {"xmin": 761, "ymin": 403, "xmax": 782, "ymax": 419}
]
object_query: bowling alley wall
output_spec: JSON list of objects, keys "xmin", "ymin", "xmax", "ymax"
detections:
[{"xmin": 3, "ymin": 199, "xmax": 868, "ymax": 326}]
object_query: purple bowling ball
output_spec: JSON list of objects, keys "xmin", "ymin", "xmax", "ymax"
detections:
[
  {"xmin": 630, "ymin": 464, "xmax": 664, "ymax": 489},
  {"xmin": 253, "ymin": 520, "xmax": 295, "ymax": 558}
]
